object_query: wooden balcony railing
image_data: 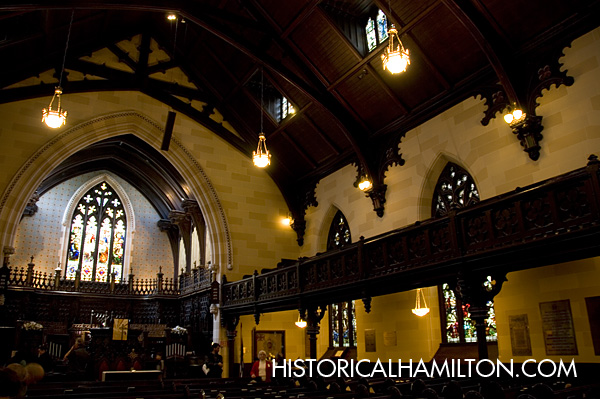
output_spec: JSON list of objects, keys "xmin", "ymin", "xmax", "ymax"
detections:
[{"xmin": 222, "ymin": 155, "xmax": 600, "ymax": 314}]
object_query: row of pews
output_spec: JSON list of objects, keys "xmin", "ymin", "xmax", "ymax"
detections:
[{"xmin": 23, "ymin": 372, "xmax": 600, "ymax": 399}]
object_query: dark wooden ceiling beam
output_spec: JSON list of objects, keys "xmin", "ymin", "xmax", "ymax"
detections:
[
  {"xmin": 281, "ymin": 0, "xmax": 322, "ymax": 39},
  {"xmin": 281, "ymin": 131, "xmax": 317, "ymax": 169},
  {"xmin": 143, "ymin": 85, "xmax": 251, "ymax": 154},
  {"xmin": 328, "ymin": 1, "xmax": 448, "ymax": 92},
  {"xmin": 440, "ymin": 0, "xmax": 519, "ymax": 104},
  {"xmin": 234, "ymin": 1, "xmax": 371, "ymax": 165},
  {"xmin": 107, "ymin": 42, "xmax": 138, "ymax": 71},
  {"xmin": 269, "ymin": 102, "xmax": 312, "ymax": 139}
]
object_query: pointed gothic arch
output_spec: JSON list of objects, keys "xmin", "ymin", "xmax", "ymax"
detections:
[
  {"xmin": 0, "ymin": 111, "xmax": 232, "ymax": 281},
  {"xmin": 59, "ymin": 173, "xmax": 135, "ymax": 281}
]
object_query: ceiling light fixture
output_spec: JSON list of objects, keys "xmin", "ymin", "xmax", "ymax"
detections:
[
  {"xmin": 381, "ymin": 1, "xmax": 410, "ymax": 75},
  {"xmin": 412, "ymin": 288, "xmax": 430, "ymax": 317},
  {"xmin": 42, "ymin": 10, "xmax": 74, "ymax": 129},
  {"xmin": 253, "ymin": 67, "xmax": 271, "ymax": 168},
  {"xmin": 167, "ymin": 13, "xmax": 177, "ymax": 21},
  {"xmin": 382, "ymin": 24, "xmax": 410, "ymax": 74}
]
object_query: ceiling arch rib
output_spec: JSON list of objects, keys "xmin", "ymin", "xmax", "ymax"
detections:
[{"xmin": 39, "ymin": 135, "xmax": 190, "ymax": 220}]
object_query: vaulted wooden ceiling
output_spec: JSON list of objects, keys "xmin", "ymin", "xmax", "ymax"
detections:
[{"xmin": 1, "ymin": 0, "xmax": 599, "ymax": 244}]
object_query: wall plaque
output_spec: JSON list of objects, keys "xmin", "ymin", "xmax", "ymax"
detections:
[
  {"xmin": 364, "ymin": 329, "xmax": 376, "ymax": 352},
  {"xmin": 509, "ymin": 314, "xmax": 532, "ymax": 356},
  {"xmin": 383, "ymin": 331, "xmax": 397, "ymax": 347},
  {"xmin": 539, "ymin": 299, "xmax": 578, "ymax": 355}
]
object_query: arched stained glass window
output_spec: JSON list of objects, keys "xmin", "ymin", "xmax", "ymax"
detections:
[
  {"xmin": 66, "ymin": 181, "xmax": 127, "ymax": 283},
  {"xmin": 434, "ymin": 163, "xmax": 495, "ymax": 343},
  {"xmin": 432, "ymin": 162, "xmax": 479, "ymax": 217},
  {"xmin": 327, "ymin": 210, "xmax": 356, "ymax": 348},
  {"xmin": 327, "ymin": 210, "xmax": 351, "ymax": 249}
]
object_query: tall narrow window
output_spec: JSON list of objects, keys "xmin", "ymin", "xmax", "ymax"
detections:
[
  {"xmin": 365, "ymin": 8, "xmax": 389, "ymax": 53},
  {"xmin": 433, "ymin": 163, "xmax": 496, "ymax": 343},
  {"xmin": 327, "ymin": 210, "xmax": 356, "ymax": 348},
  {"xmin": 66, "ymin": 181, "xmax": 127, "ymax": 283}
]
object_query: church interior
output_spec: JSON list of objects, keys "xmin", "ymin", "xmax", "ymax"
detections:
[{"xmin": 1, "ymin": 0, "xmax": 600, "ymax": 398}]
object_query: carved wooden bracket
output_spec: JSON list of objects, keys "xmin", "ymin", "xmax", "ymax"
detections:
[{"xmin": 478, "ymin": 48, "xmax": 574, "ymax": 161}]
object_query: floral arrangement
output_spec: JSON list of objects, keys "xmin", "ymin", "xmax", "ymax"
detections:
[
  {"xmin": 23, "ymin": 321, "xmax": 43, "ymax": 331},
  {"xmin": 171, "ymin": 325, "xmax": 187, "ymax": 335}
]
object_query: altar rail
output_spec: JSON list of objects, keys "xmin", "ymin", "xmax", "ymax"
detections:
[{"xmin": 221, "ymin": 156, "xmax": 600, "ymax": 313}]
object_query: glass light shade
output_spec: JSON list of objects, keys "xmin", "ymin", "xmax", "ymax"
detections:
[
  {"xmin": 513, "ymin": 109, "xmax": 523, "ymax": 120},
  {"xmin": 281, "ymin": 215, "xmax": 292, "ymax": 226},
  {"xmin": 253, "ymin": 133, "xmax": 271, "ymax": 168},
  {"xmin": 412, "ymin": 307, "xmax": 430, "ymax": 317},
  {"xmin": 42, "ymin": 109, "xmax": 67, "ymax": 128},
  {"xmin": 412, "ymin": 288, "xmax": 430, "ymax": 317},
  {"xmin": 42, "ymin": 88, "xmax": 67, "ymax": 128},
  {"xmin": 382, "ymin": 25, "xmax": 410, "ymax": 74},
  {"xmin": 504, "ymin": 108, "xmax": 526, "ymax": 125},
  {"xmin": 358, "ymin": 179, "xmax": 372, "ymax": 191},
  {"xmin": 295, "ymin": 317, "xmax": 307, "ymax": 328}
]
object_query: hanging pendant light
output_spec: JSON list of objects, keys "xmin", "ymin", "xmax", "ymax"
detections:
[
  {"xmin": 253, "ymin": 67, "xmax": 271, "ymax": 167},
  {"xmin": 42, "ymin": 10, "xmax": 74, "ymax": 128},
  {"xmin": 382, "ymin": 24, "xmax": 410, "ymax": 74},
  {"xmin": 412, "ymin": 288, "xmax": 430, "ymax": 317},
  {"xmin": 42, "ymin": 87, "xmax": 67, "ymax": 128}
]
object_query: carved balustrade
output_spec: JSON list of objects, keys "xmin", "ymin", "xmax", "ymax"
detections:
[
  {"xmin": 6, "ymin": 266, "xmax": 180, "ymax": 297},
  {"xmin": 222, "ymin": 156, "xmax": 600, "ymax": 314}
]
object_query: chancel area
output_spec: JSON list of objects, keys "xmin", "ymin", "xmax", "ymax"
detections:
[{"xmin": 1, "ymin": 1, "xmax": 600, "ymax": 398}]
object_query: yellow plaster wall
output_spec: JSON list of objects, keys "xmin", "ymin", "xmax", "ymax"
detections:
[
  {"xmin": 356, "ymin": 287, "xmax": 441, "ymax": 362},
  {"xmin": 0, "ymin": 91, "xmax": 300, "ymax": 278},
  {"xmin": 495, "ymin": 257, "xmax": 600, "ymax": 363}
]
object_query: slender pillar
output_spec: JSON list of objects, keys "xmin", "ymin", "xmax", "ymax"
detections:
[
  {"xmin": 304, "ymin": 305, "xmax": 325, "ymax": 359},
  {"xmin": 455, "ymin": 271, "xmax": 506, "ymax": 360},
  {"xmin": 223, "ymin": 315, "xmax": 239, "ymax": 378}
]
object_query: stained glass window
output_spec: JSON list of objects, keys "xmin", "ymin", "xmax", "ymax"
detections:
[
  {"xmin": 432, "ymin": 162, "xmax": 480, "ymax": 217},
  {"xmin": 366, "ymin": 17, "xmax": 377, "ymax": 52},
  {"xmin": 327, "ymin": 210, "xmax": 351, "ymax": 249},
  {"xmin": 365, "ymin": 9, "xmax": 389, "ymax": 53},
  {"xmin": 327, "ymin": 210, "xmax": 356, "ymax": 348},
  {"xmin": 66, "ymin": 181, "xmax": 127, "ymax": 283},
  {"xmin": 439, "ymin": 281, "xmax": 497, "ymax": 344},
  {"xmin": 377, "ymin": 9, "xmax": 388, "ymax": 43},
  {"xmin": 434, "ymin": 164, "xmax": 495, "ymax": 343}
]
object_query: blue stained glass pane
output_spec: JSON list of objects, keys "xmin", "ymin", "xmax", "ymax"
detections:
[{"xmin": 377, "ymin": 10, "xmax": 388, "ymax": 42}]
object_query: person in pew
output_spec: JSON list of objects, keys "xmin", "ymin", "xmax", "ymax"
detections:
[
  {"xmin": 35, "ymin": 345, "xmax": 53, "ymax": 374},
  {"xmin": 250, "ymin": 350, "xmax": 272, "ymax": 382},
  {"xmin": 63, "ymin": 338, "xmax": 90, "ymax": 379},
  {"xmin": 203, "ymin": 343, "xmax": 223, "ymax": 378}
]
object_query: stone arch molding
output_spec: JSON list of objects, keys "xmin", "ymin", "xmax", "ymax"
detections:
[
  {"xmin": 59, "ymin": 172, "xmax": 136, "ymax": 278},
  {"xmin": 0, "ymin": 110, "xmax": 233, "ymax": 276}
]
